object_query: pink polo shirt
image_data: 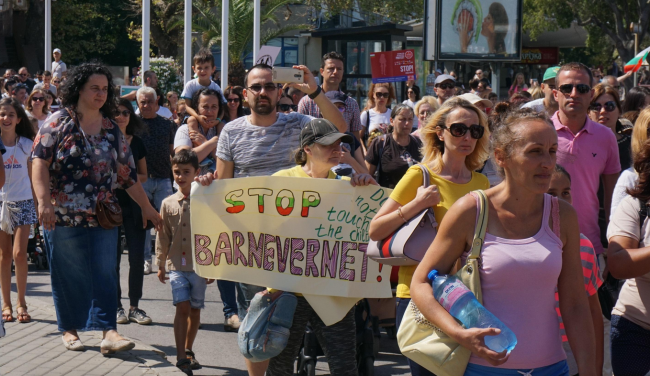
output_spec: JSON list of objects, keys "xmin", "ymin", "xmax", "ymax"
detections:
[{"xmin": 552, "ymin": 112, "xmax": 621, "ymax": 254}]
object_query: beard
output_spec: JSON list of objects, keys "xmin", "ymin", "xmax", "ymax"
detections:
[{"xmin": 252, "ymin": 96, "xmax": 275, "ymax": 115}]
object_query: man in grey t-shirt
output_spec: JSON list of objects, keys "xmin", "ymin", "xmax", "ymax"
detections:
[{"xmin": 216, "ymin": 63, "xmax": 347, "ymax": 374}]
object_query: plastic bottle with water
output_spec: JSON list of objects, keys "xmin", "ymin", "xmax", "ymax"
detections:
[{"xmin": 428, "ymin": 270, "xmax": 517, "ymax": 353}]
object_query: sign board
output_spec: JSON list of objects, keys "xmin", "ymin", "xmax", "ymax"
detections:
[
  {"xmin": 190, "ymin": 177, "xmax": 393, "ymax": 324},
  {"xmin": 520, "ymin": 47, "xmax": 559, "ymax": 65},
  {"xmin": 120, "ymin": 85, "xmax": 140, "ymax": 110},
  {"xmin": 369, "ymin": 50, "xmax": 416, "ymax": 84},
  {"xmin": 425, "ymin": 0, "xmax": 523, "ymax": 61},
  {"xmin": 255, "ymin": 46, "xmax": 282, "ymax": 66}
]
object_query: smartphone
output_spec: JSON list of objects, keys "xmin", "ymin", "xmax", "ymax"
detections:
[{"xmin": 272, "ymin": 67, "xmax": 304, "ymax": 84}]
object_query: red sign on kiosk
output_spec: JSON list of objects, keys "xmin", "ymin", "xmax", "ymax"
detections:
[{"xmin": 370, "ymin": 49, "xmax": 416, "ymax": 84}]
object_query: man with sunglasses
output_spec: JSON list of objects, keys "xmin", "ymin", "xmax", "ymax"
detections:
[
  {"xmin": 298, "ymin": 52, "xmax": 363, "ymax": 141},
  {"xmin": 552, "ymin": 62, "xmax": 621, "ymax": 259},
  {"xmin": 522, "ymin": 66, "xmax": 560, "ymax": 117},
  {"xmin": 434, "ymin": 74, "xmax": 456, "ymax": 106},
  {"xmin": 17, "ymin": 67, "xmax": 35, "ymax": 93}
]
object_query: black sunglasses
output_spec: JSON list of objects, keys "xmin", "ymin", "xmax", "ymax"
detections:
[
  {"xmin": 31, "ymin": 97, "xmax": 45, "ymax": 102},
  {"xmin": 247, "ymin": 83, "xmax": 278, "ymax": 94},
  {"xmin": 590, "ymin": 101, "xmax": 617, "ymax": 113},
  {"xmin": 279, "ymin": 104, "xmax": 297, "ymax": 112},
  {"xmin": 227, "ymin": 97, "xmax": 240, "ymax": 103},
  {"xmin": 441, "ymin": 123, "xmax": 484, "ymax": 139},
  {"xmin": 375, "ymin": 92, "xmax": 389, "ymax": 98},
  {"xmin": 558, "ymin": 84, "xmax": 591, "ymax": 95},
  {"xmin": 113, "ymin": 110, "xmax": 130, "ymax": 118},
  {"xmin": 436, "ymin": 83, "xmax": 455, "ymax": 90}
]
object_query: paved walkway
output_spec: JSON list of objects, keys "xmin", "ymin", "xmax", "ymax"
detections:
[{"xmin": 0, "ymin": 292, "xmax": 185, "ymax": 376}]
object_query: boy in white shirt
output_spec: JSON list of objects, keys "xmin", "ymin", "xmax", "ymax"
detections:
[{"xmin": 180, "ymin": 48, "xmax": 225, "ymax": 126}]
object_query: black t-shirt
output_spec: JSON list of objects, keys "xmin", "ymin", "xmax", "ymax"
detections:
[
  {"xmin": 116, "ymin": 135, "xmax": 147, "ymax": 213},
  {"xmin": 365, "ymin": 134, "xmax": 422, "ymax": 188},
  {"xmin": 137, "ymin": 115, "xmax": 175, "ymax": 178}
]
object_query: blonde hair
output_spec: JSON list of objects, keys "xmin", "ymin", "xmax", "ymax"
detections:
[
  {"xmin": 25, "ymin": 88, "xmax": 51, "ymax": 114},
  {"xmin": 528, "ymin": 86, "xmax": 543, "ymax": 100},
  {"xmin": 414, "ymin": 96, "xmax": 440, "ymax": 116},
  {"xmin": 419, "ymin": 97, "xmax": 490, "ymax": 174},
  {"xmin": 632, "ymin": 107, "xmax": 650, "ymax": 158},
  {"xmin": 363, "ymin": 83, "xmax": 396, "ymax": 111}
]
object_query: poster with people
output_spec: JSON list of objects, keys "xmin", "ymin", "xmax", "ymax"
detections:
[{"xmin": 425, "ymin": 0, "xmax": 522, "ymax": 61}]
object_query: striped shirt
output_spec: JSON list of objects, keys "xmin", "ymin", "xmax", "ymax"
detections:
[
  {"xmin": 216, "ymin": 112, "xmax": 314, "ymax": 178},
  {"xmin": 555, "ymin": 234, "xmax": 603, "ymax": 341},
  {"xmin": 297, "ymin": 90, "xmax": 362, "ymax": 132}
]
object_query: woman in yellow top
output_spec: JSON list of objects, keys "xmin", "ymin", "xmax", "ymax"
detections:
[
  {"xmin": 369, "ymin": 97, "xmax": 490, "ymax": 376},
  {"xmin": 253, "ymin": 118, "xmax": 375, "ymax": 376}
]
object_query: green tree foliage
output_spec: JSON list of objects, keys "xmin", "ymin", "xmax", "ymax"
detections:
[
  {"xmin": 304, "ymin": 0, "xmax": 423, "ymax": 22},
  {"xmin": 523, "ymin": 0, "xmax": 650, "ymax": 66}
]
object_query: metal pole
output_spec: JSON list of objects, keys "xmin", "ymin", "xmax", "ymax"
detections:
[
  {"xmin": 492, "ymin": 62, "xmax": 500, "ymax": 99},
  {"xmin": 45, "ymin": 0, "xmax": 51, "ymax": 71},
  {"xmin": 221, "ymin": 0, "xmax": 229, "ymax": 87},
  {"xmin": 184, "ymin": 0, "xmax": 192, "ymax": 84},
  {"xmin": 253, "ymin": 0, "xmax": 260, "ymax": 63},
  {"xmin": 142, "ymin": 0, "xmax": 150, "ymax": 83},
  {"xmin": 634, "ymin": 33, "xmax": 638, "ymax": 86}
]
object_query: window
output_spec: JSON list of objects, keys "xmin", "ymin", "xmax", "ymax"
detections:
[{"xmin": 243, "ymin": 37, "xmax": 299, "ymax": 69}]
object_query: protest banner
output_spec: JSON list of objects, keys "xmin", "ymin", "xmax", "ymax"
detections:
[
  {"xmin": 369, "ymin": 49, "xmax": 416, "ymax": 84},
  {"xmin": 191, "ymin": 176, "xmax": 394, "ymax": 324}
]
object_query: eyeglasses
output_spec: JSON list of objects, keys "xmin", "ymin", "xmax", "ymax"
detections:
[
  {"xmin": 279, "ymin": 104, "xmax": 297, "ymax": 112},
  {"xmin": 113, "ymin": 110, "xmax": 130, "ymax": 118},
  {"xmin": 436, "ymin": 83, "xmax": 455, "ymax": 90},
  {"xmin": 558, "ymin": 84, "xmax": 591, "ymax": 95},
  {"xmin": 590, "ymin": 101, "xmax": 617, "ymax": 113},
  {"xmin": 375, "ymin": 92, "xmax": 389, "ymax": 99},
  {"xmin": 419, "ymin": 111, "xmax": 432, "ymax": 117},
  {"xmin": 53, "ymin": 80, "xmax": 61, "ymax": 84},
  {"xmin": 227, "ymin": 97, "xmax": 240, "ymax": 103},
  {"xmin": 441, "ymin": 123, "xmax": 484, "ymax": 139},
  {"xmin": 247, "ymin": 83, "xmax": 278, "ymax": 94},
  {"xmin": 19, "ymin": 74, "xmax": 28, "ymax": 77},
  {"xmin": 337, "ymin": 106, "xmax": 346, "ymax": 112},
  {"xmin": 31, "ymin": 97, "xmax": 45, "ymax": 102}
]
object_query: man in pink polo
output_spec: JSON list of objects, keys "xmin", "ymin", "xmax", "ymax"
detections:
[{"xmin": 552, "ymin": 62, "xmax": 620, "ymax": 255}]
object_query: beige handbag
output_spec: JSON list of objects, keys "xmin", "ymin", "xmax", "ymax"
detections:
[{"xmin": 396, "ymin": 190, "xmax": 489, "ymax": 376}]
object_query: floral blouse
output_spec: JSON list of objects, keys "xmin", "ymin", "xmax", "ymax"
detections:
[{"xmin": 31, "ymin": 108, "xmax": 138, "ymax": 227}]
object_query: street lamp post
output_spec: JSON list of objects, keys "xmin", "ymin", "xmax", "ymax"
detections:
[
  {"xmin": 221, "ymin": 0, "xmax": 229, "ymax": 87},
  {"xmin": 142, "ymin": 0, "xmax": 150, "ymax": 83},
  {"xmin": 253, "ymin": 0, "xmax": 260, "ymax": 62},
  {"xmin": 45, "ymin": 0, "xmax": 51, "ymax": 71},
  {"xmin": 184, "ymin": 0, "xmax": 192, "ymax": 84}
]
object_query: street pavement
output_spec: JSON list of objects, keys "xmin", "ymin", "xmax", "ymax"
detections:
[{"xmin": 0, "ymin": 251, "xmax": 411, "ymax": 375}]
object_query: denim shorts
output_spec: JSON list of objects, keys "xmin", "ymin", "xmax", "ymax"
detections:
[{"xmin": 169, "ymin": 270, "xmax": 207, "ymax": 309}]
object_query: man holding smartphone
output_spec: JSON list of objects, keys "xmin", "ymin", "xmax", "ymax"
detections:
[{"xmin": 298, "ymin": 52, "xmax": 363, "ymax": 141}]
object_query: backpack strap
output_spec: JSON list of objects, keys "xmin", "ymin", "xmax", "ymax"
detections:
[{"xmin": 374, "ymin": 134, "xmax": 388, "ymax": 183}]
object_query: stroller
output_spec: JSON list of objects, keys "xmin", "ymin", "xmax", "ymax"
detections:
[
  {"xmin": 295, "ymin": 299, "xmax": 379, "ymax": 376},
  {"xmin": 27, "ymin": 225, "xmax": 48, "ymax": 270}
]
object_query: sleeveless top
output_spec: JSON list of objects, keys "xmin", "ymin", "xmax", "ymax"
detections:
[{"xmin": 463, "ymin": 193, "xmax": 566, "ymax": 369}]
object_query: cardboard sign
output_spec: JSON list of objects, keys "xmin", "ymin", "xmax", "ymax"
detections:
[
  {"xmin": 255, "ymin": 46, "xmax": 282, "ymax": 66},
  {"xmin": 370, "ymin": 49, "xmax": 416, "ymax": 84},
  {"xmin": 190, "ymin": 177, "xmax": 394, "ymax": 324}
]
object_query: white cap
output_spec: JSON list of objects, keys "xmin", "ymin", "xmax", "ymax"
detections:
[
  {"xmin": 459, "ymin": 93, "xmax": 493, "ymax": 108},
  {"xmin": 53, "ymin": 48, "xmax": 61, "ymax": 54}
]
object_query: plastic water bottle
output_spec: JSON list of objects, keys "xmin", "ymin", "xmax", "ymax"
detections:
[{"xmin": 428, "ymin": 270, "xmax": 517, "ymax": 353}]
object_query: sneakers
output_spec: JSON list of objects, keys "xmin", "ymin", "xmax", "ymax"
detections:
[
  {"xmin": 129, "ymin": 308, "xmax": 152, "ymax": 325},
  {"xmin": 144, "ymin": 260, "xmax": 152, "ymax": 275},
  {"xmin": 116, "ymin": 307, "xmax": 128, "ymax": 324},
  {"xmin": 224, "ymin": 314, "xmax": 241, "ymax": 332}
]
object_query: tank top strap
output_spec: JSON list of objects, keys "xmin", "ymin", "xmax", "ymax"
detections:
[{"xmin": 551, "ymin": 196, "xmax": 561, "ymax": 238}]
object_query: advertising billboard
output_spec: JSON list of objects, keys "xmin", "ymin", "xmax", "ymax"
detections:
[
  {"xmin": 369, "ymin": 50, "xmax": 416, "ymax": 84},
  {"xmin": 424, "ymin": 0, "xmax": 523, "ymax": 61}
]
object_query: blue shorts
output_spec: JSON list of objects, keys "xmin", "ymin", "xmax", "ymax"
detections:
[
  {"xmin": 464, "ymin": 360, "xmax": 569, "ymax": 376},
  {"xmin": 169, "ymin": 270, "xmax": 207, "ymax": 309}
]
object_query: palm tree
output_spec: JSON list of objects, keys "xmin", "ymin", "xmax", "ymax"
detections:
[{"xmin": 190, "ymin": 0, "xmax": 310, "ymax": 85}]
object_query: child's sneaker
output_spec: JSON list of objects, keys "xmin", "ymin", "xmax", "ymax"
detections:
[
  {"xmin": 176, "ymin": 358, "xmax": 193, "ymax": 375},
  {"xmin": 186, "ymin": 349, "xmax": 201, "ymax": 370}
]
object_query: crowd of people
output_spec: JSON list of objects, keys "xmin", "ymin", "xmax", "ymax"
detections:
[{"xmin": 0, "ymin": 47, "xmax": 649, "ymax": 376}]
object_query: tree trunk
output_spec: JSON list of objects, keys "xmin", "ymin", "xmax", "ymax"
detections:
[
  {"xmin": 149, "ymin": 22, "xmax": 178, "ymax": 58},
  {"xmin": 228, "ymin": 61, "xmax": 246, "ymax": 87}
]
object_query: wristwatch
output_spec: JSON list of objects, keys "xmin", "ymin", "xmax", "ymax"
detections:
[{"xmin": 308, "ymin": 86, "xmax": 322, "ymax": 99}]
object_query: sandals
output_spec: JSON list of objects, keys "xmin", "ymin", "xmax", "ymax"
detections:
[
  {"xmin": 16, "ymin": 305, "xmax": 31, "ymax": 323},
  {"xmin": 176, "ymin": 358, "xmax": 193, "ymax": 376},
  {"xmin": 1, "ymin": 306, "xmax": 13, "ymax": 323},
  {"xmin": 185, "ymin": 349, "xmax": 201, "ymax": 370}
]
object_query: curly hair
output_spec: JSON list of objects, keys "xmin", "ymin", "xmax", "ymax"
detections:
[
  {"xmin": 0, "ymin": 97, "xmax": 36, "ymax": 141},
  {"xmin": 419, "ymin": 97, "xmax": 490, "ymax": 174},
  {"xmin": 117, "ymin": 98, "xmax": 144, "ymax": 136},
  {"xmin": 59, "ymin": 62, "xmax": 117, "ymax": 119}
]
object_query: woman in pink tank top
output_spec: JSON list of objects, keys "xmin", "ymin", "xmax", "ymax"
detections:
[{"xmin": 410, "ymin": 109, "xmax": 598, "ymax": 375}]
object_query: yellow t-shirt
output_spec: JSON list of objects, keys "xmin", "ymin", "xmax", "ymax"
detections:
[
  {"xmin": 390, "ymin": 164, "xmax": 489, "ymax": 298},
  {"xmin": 268, "ymin": 165, "xmax": 349, "ymax": 296}
]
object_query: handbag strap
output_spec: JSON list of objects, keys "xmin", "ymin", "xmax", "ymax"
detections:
[
  {"xmin": 467, "ymin": 190, "xmax": 489, "ymax": 261},
  {"xmin": 416, "ymin": 163, "xmax": 437, "ymax": 225}
]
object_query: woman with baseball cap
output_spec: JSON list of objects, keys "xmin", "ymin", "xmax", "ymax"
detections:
[{"xmin": 260, "ymin": 118, "xmax": 376, "ymax": 376}]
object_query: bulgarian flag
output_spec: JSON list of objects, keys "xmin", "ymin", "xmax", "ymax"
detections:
[{"xmin": 625, "ymin": 46, "xmax": 650, "ymax": 73}]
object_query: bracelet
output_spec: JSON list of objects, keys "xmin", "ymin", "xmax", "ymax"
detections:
[
  {"xmin": 308, "ymin": 85, "xmax": 322, "ymax": 99},
  {"xmin": 397, "ymin": 206, "xmax": 408, "ymax": 223}
]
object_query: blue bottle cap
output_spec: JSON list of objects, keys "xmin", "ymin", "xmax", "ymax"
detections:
[{"xmin": 428, "ymin": 270, "xmax": 438, "ymax": 281}]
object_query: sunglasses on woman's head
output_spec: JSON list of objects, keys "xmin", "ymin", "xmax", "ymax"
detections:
[
  {"xmin": 32, "ymin": 97, "xmax": 45, "ymax": 102},
  {"xmin": 375, "ymin": 92, "xmax": 389, "ymax": 98},
  {"xmin": 590, "ymin": 101, "xmax": 617, "ymax": 113},
  {"xmin": 113, "ymin": 110, "xmax": 130, "ymax": 118},
  {"xmin": 558, "ymin": 84, "xmax": 591, "ymax": 95},
  {"xmin": 441, "ymin": 123, "xmax": 484, "ymax": 139}
]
